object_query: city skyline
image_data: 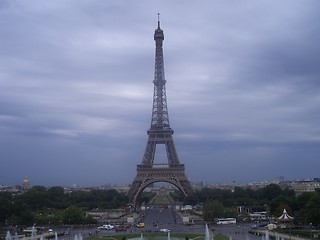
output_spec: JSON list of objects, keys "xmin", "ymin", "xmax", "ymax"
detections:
[
  {"xmin": 1, "ymin": 175, "xmax": 319, "ymax": 189},
  {"xmin": 1, "ymin": 1, "xmax": 320, "ymax": 187}
]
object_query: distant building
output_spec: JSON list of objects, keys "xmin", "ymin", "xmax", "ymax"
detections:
[
  {"xmin": 290, "ymin": 178, "xmax": 320, "ymax": 196},
  {"xmin": 22, "ymin": 176, "xmax": 30, "ymax": 190}
]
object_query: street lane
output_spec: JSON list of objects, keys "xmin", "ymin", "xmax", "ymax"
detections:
[{"xmin": 144, "ymin": 206, "xmax": 175, "ymax": 230}]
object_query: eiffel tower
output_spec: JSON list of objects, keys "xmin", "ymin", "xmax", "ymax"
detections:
[{"xmin": 128, "ymin": 15, "xmax": 194, "ymax": 206}]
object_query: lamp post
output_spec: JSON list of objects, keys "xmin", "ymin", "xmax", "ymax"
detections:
[{"xmin": 289, "ymin": 224, "xmax": 291, "ymax": 240}]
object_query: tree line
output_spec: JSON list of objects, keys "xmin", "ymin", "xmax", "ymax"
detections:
[
  {"xmin": 1, "ymin": 184, "xmax": 319, "ymax": 228},
  {"xmin": 172, "ymin": 184, "xmax": 320, "ymax": 226},
  {"xmin": 0, "ymin": 186, "xmax": 128, "ymax": 227}
]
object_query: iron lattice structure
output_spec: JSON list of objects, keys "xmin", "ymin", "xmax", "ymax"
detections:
[{"xmin": 128, "ymin": 18, "xmax": 194, "ymax": 206}]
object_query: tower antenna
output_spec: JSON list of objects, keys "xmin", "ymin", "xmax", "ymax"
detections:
[{"xmin": 157, "ymin": 13, "xmax": 160, "ymax": 28}]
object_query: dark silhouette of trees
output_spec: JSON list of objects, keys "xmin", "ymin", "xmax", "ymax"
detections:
[
  {"xmin": 0, "ymin": 184, "xmax": 319, "ymax": 227},
  {"xmin": 0, "ymin": 193, "xmax": 11, "ymax": 222},
  {"xmin": 62, "ymin": 205, "xmax": 86, "ymax": 224},
  {"xmin": 203, "ymin": 200, "xmax": 224, "ymax": 221},
  {"xmin": 0, "ymin": 186, "xmax": 128, "ymax": 226},
  {"xmin": 47, "ymin": 186, "xmax": 68, "ymax": 209},
  {"xmin": 21, "ymin": 186, "xmax": 48, "ymax": 211},
  {"xmin": 295, "ymin": 189, "xmax": 320, "ymax": 226},
  {"xmin": 69, "ymin": 189, "xmax": 128, "ymax": 210}
]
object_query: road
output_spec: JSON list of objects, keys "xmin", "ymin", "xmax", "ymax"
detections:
[
  {"xmin": 140, "ymin": 206, "xmax": 264, "ymax": 240},
  {"xmin": 214, "ymin": 224, "xmax": 261, "ymax": 240},
  {"xmin": 143, "ymin": 205, "xmax": 177, "ymax": 232},
  {"xmin": 48, "ymin": 207, "xmax": 264, "ymax": 240}
]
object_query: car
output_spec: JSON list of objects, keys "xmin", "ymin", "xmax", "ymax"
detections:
[
  {"xmin": 114, "ymin": 226, "xmax": 125, "ymax": 232},
  {"xmin": 160, "ymin": 229, "xmax": 170, "ymax": 232},
  {"xmin": 136, "ymin": 223, "xmax": 145, "ymax": 228},
  {"xmin": 98, "ymin": 224, "xmax": 114, "ymax": 230}
]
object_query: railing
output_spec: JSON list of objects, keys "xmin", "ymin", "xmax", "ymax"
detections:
[{"xmin": 137, "ymin": 164, "xmax": 185, "ymax": 169}]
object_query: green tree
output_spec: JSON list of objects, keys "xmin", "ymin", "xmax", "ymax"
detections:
[
  {"xmin": 62, "ymin": 205, "xmax": 85, "ymax": 224},
  {"xmin": 270, "ymin": 195, "xmax": 294, "ymax": 216},
  {"xmin": 21, "ymin": 186, "xmax": 49, "ymax": 211},
  {"xmin": 233, "ymin": 187, "xmax": 253, "ymax": 206},
  {"xmin": 258, "ymin": 184, "xmax": 283, "ymax": 202},
  {"xmin": 85, "ymin": 214, "xmax": 97, "ymax": 224},
  {"xmin": 203, "ymin": 200, "xmax": 224, "ymax": 221},
  {"xmin": 0, "ymin": 193, "xmax": 12, "ymax": 224},
  {"xmin": 139, "ymin": 192, "xmax": 156, "ymax": 205},
  {"xmin": 296, "ymin": 192, "xmax": 314, "ymax": 210},
  {"xmin": 19, "ymin": 209, "xmax": 35, "ymax": 225},
  {"xmin": 305, "ymin": 193, "xmax": 320, "ymax": 226},
  {"xmin": 12, "ymin": 199, "xmax": 31, "ymax": 218},
  {"xmin": 47, "ymin": 186, "xmax": 68, "ymax": 209}
]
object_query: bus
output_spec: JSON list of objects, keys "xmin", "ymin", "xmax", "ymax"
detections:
[{"xmin": 215, "ymin": 218, "xmax": 237, "ymax": 225}]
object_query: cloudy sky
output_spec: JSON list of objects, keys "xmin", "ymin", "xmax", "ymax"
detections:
[{"xmin": 1, "ymin": 0, "xmax": 319, "ymax": 187}]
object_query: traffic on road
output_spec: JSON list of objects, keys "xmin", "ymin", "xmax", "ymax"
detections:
[{"xmin": 44, "ymin": 205, "xmax": 263, "ymax": 240}]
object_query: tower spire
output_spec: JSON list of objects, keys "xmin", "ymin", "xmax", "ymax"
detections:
[
  {"xmin": 152, "ymin": 13, "xmax": 167, "ymax": 129},
  {"xmin": 157, "ymin": 13, "xmax": 160, "ymax": 29}
]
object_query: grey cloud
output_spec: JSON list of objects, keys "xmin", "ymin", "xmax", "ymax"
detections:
[{"xmin": 1, "ymin": 0, "xmax": 319, "ymax": 186}]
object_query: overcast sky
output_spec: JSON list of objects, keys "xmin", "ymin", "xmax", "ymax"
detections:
[{"xmin": 1, "ymin": 0, "xmax": 319, "ymax": 187}]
